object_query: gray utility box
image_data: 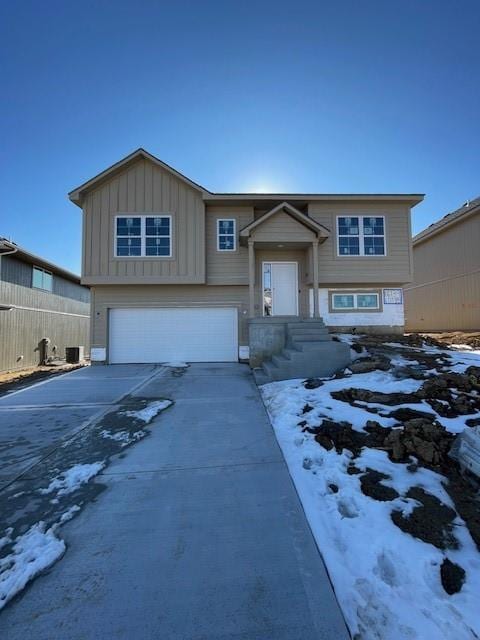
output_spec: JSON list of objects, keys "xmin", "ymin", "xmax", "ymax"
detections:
[
  {"xmin": 65, "ymin": 346, "xmax": 85, "ymax": 364},
  {"xmin": 450, "ymin": 427, "xmax": 480, "ymax": 480}
]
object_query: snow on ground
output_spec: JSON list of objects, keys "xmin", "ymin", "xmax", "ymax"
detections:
[
  {"xmin": 0, "ymin": 523, "xmax": 65, "ymax": 610},
  {"xmin": 39, "ymin": 462, "xmax": 105, "ymax": 498},
  {"xmin": 261, "ymin": 343, "xmax": 480, "ymax": 640},
  {"xmin": 163, "ymin": 361, "xmax": 189, "ymax": 368},
  {"xmin": 123, "ymin": 399, "xmax": 172, "ymax": 423}
]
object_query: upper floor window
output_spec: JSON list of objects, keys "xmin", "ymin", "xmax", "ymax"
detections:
[
  {"xmin": 217, "ymin": 219, "xmax": 236, "ymax": 251},
  {"xmin": 32, "ymin": 266, "xmax": 53, "ymax": 291},
  {"xmin": 337, "ymin": 216, "xmax": 385, "ymax": 256},
  {"xmin": 115, "ymin": 215, "xmax": 171, "ymax": 257}
]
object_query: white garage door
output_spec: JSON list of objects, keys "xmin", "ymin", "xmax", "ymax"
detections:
[{"xmin": 109, "ymin": 307, "xmax": 238, "ymax": 364}]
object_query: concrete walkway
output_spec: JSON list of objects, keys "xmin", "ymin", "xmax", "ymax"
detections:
[{"xmin": 2, "ymin": 363, "xmax": 348, "ymax": 640}]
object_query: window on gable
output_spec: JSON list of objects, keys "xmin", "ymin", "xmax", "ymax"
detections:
[
  {"xmin": 115, "ymin": 216, "xmax": 171, "ymax": 257},
  {"xmin": 32, "ymin": 266, "xmax": 53, "ymax": 291},
  {"xmin": 217, "ymin": 219, "xmax": 236, "ymax": 251},
  {"xmin": 337, "ymin": 216, "xmax": 385, "ymax": 256}
]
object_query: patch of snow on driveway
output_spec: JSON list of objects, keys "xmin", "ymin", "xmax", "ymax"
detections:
[
  {"xmin": 0, "ymin": 523, "xmax": 65, "ymax": 610},
  {"xmin": 122, "ymin": 399, "xmax": 172, "ymax": 423},
  {"xmin": 39, "ymin": 462, "xmax": 105, "ymax": 497}
]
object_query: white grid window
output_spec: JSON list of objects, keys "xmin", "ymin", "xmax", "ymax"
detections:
[
  {"xmin": 115, "ymin": 216, "xmax": 171, "ymax": 257},
  {"xmin": 337, "ymin": 216, "xmax": 385, "ymax": 256},
  {"xmin": 217, "ymin": 219, "xmax": 236, "ymax": 251},
  {"xmin": 331, "ymin": 292, "xmax": 380, "ymax": 311},
  {"xmin": 32, "ymin": 266, "xmax": 53, "ymax": 291}
]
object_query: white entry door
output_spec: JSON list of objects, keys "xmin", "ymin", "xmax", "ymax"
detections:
[{"xmin": 271, "ymin": 262, "xmax": 298, "ymax": 316}]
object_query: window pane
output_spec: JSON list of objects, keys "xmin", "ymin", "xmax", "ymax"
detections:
[
  {"xmin": 219, "ymin": 235, "xmax": 235, "ymax": 250},
  {"xmin": 145, "ymin": 217, "xmax": 170, "ymax": 236},
  {"xmin": 363, "ymin": 217, "xmax": 384, "ymax": 236},
  {"xmin": 218, "ymin": 220, "xmax": 234, "ymax": 234},
  {"xmin": 338, "ymin": 217, "xmax": 359, "ymax": 236},
  {"xmin": 43, "ymin": 271, "xmax": 53, "ymax": 291},
  {"xmin": 364, "ymin": 237, "xmax": 385, "ymax": 255},
  {"xmin": 116, "ymin": 237, "xmax": 141, "ymax": 256},
  {"xmin": 339, "ymin": 236, "xmax": 360, "ymax": 255},
  {"xmin": 357, "ymin": 294, "xmax": 379, "ymax": 308},
  {"xmin": 32, "ymin": 267, "xmax": 44, "ymax": 289},
  {"xmin": 117, "ymin": 217, "xmax": 141, "ymax": 236},
  {"xmin": 332, "ymin": 294, "xmax": 355, "ymax": 309},
  {"xmin": 263, "ymin": 264, "xmax": 272, "ymax": 316},
  {"xmin": 145, "ymin": 237, "xmax": 171, "ymax": 256}
]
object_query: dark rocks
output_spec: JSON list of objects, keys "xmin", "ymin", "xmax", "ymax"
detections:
[
  {"xmin": 301, "ymin": 403, "xmax": 314, "ymax": 414},
  {"xmin": 314, "ymin": 419, "xmax": 368, "ymax": 456},
  {"xmin": 304, "ymin": 378, "xmax": 324, "ymax": 389},
  {"xmin": 359, "ymin": 469, "xmax": 400, "ymax": 502},
  {"xmin": 332, "ymin": 387, "xmax": 421, "ymax": 406},
  {"xmin": 466, "ymin": 417, "xmax": 480, "ymax": 428},
  {"xmin": 388, "ymin": 407, "xmax": 437, "ymax": 423},
  {"xmin": 391, "ymin": 487, "xmax": 459, "ymax": 549},
  {"xmin": 383, "ymin": 419, "xmax": 454, "ymax": 466},
  {"xmin": 440, "ymin": 558, "xmax": 465, "ymax": 594},
  {"xmin": 328, "ymin": 483, "xmax": 339, "ymax": 493},
  {"xmin": 349, "ymin": 355, "xmax": 391, "ymax": 374}
]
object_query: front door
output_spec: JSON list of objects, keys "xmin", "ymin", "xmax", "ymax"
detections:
[{"xmin": 263, "ymin": 262, "xmax": 298, "ymax": 316}]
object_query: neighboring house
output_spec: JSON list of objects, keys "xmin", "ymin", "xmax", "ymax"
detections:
[
  {"xmin": 0, "ymin": 239, "xmax": 90, "ymax": 372},
  {"xmin": 69, "ymin": 148, "xmax": 423, "ymax": 369},
  {"xmin": 405, "ymin": 197, "xmax": 480, "ymax": 332}
]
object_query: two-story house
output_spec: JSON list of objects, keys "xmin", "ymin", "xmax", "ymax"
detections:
[{"xmin": 69, "ymin": 148, "xmax": 423, "ymax": 374}]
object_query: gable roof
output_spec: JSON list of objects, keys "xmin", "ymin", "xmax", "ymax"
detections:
[
  {"xmin": 68, "ymin": 148, "xmax": 211, "ymax": 205},
  {"xmin": 240, "ymin": 202, "xmax": 330, "ymax": 238},
  {"xmin": 69, "ymin": 147, "xmax": 425, "ymax": 208},
  {"xmin": 413, "ymin": 196, "xmax": 480, "ymax": 246}
]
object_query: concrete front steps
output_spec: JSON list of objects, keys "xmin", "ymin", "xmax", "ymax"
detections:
[{"xmin": 253, "ymin": 319, "xmax": 351, "ymax": 384}]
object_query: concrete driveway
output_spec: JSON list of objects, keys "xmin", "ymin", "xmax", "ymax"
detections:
[
  {"xmin": 1, "ymin": 363, "xmax": 348, "ymax": 640},
  {"xmin": 0, "ymin": 364, "xmax": 160, "ymax": 488}
]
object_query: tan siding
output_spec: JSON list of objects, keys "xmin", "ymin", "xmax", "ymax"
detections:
[
  {"xmin": 308, "ymin": 201, "xmax": 413, "ymax": 284},
  {"xmin": 205, "ymin": 206, "xmax": 253, "ymax": 284},
  {"xmin": 405, "ymin": 211, "xmax": 480, "ymax": 331},
  {"xmin": 90, "ymin": 285, "xmax": 249, "ymax": 358},
  {"xmin": 251, "ymin": 211, "xmax": 316, "ymax": 243},
  {"xmin": 82, "ymin": 158, "xmax": 205, "ymax": 284}
]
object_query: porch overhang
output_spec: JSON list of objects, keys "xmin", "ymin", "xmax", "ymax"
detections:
[{"xmin": 239, "ymin": 201, "xmax": 330, "ymax": 246}]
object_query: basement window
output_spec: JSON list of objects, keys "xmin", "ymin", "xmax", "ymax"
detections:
[
  {"xmin": 331, "ymin": 291, "xmax": 380, "ymax": 311},
  {"xmin": 32, "ymin": 266, "xmax": 53, "ymax": 291}
]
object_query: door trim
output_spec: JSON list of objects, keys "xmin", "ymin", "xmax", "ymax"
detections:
[{"xmin": 262, "ymin": 261, "xmax": 299, "ymax": 317}]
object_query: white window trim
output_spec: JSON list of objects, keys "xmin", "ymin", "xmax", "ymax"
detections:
[
  {"xmin": 216, "ymin": 218, "xmax": 236, "ymax": 252},
  {"xmin": 114, "ymin": 214, "xmax": 172, "ymax": 258},
  {"xmin": 331, "ymin": 291, "xmax": 381, "ymax": 311},
  {"xmin": 32, "ymin": 265, "xmax": 53, "ymax": 292},
  {"xmin": 336, "ymin": 215, "xmax": 386, "ymax": 257}
]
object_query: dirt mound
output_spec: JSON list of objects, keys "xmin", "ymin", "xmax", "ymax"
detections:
[
  {"xmin": 384, "ymin": 419, "xmax": 454, "ymax": 466},
  {"xmin": 440, "ymin": 558, "xmax": 466, "ymax": 594},
  {"xmin": 391, "ymin": 487, "xmax": 459, "ymax": 550}
]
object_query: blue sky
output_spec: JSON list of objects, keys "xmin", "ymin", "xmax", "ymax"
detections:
[{"xmin": 1, "ymin": 0, "xmax": 479, "ymax": 274}]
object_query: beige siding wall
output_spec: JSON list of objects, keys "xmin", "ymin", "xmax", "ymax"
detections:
[
  {"xmin": 205, "ymin": 206, "xmax": 253, "ymax": 284},
  {"xmin": 91, "ymin": 285, "xmax": 250, "ymax": 359},
  {"xmin": 251, "ymin": 211, "xmax": 316, "ymax": 243},
  {"xmin": 405, "ymin": 212, "xmax": 480, "ymax": 331},
  {"xmin": 308, "ymin": 201, "xmax": 413, "ymax": 284},
  {"xmin": 82, "ymin": 159, "xmax": 205, "ymax": 284}
]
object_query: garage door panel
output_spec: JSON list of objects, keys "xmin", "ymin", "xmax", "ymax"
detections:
[{"xmin": 109, "ymin": 308, "xmax": 238, "ymax": 363}]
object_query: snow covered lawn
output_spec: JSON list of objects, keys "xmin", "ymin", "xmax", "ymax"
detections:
[{"xmin": 261, "ymin": 336, "xmax": 480, "ymax": 640}]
